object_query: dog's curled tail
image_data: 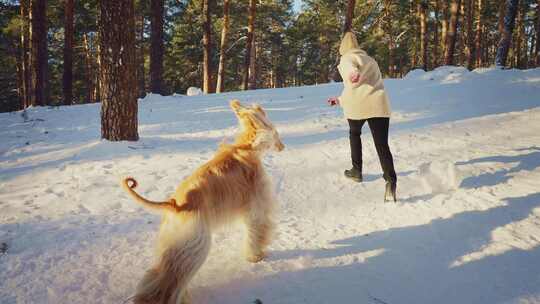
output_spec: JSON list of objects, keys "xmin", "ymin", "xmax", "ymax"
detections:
[
  {"xmin": 134, "ymin": 215, "xmax": 211, "ymax": 304},
  {"xmin": 121, "ymin": 177, "xmax": 179, "ymax": 213}
]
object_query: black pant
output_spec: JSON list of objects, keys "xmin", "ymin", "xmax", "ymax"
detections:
[{"xmin": 348, "ymin": 117, "xmax": 397, "ymax": 183}]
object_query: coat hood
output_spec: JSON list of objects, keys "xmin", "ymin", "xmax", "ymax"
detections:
[{"xmin": 339, "ymin": 32, "xmax": 361, "ymax": 55}]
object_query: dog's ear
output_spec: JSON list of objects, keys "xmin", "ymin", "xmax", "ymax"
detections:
[
  {"xmin": 249, "ymin": 111, "xmax": 273, "ymax": 129},
  {"xmin": 252, "ymin": 104, "xmax": 266, "ymax": 116},
  {"xmin": 230, "ymin": 100, "xmax": 243, "ymax": 114}
]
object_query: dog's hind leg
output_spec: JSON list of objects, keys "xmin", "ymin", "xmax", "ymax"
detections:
[{"xmin": 134, "ymin": 214, "xmax": 211, "ymax": 304}]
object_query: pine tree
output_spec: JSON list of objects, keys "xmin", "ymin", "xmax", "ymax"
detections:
[
  {"xmin": 99, "ymin": 0, "xmax": 138, "ymax": 141},
  {"xmin": 31, "ymin": 0, "xmax": 48, "ymax": 106},
  {"xmin": 445, "ymin": 0, "xmax": 462, "ymax": 65},
  {"xmin": 475, "ymin": 0, "xmax": 483, "ymax": 67},
  {"xmin": 216, "ymin": 0, "xmax": 230, "ymax": 93},
  {"xmin": 441, "ymin": 0, "xmax": 449, "ymax": 57},
  {"xmin": 465, "ymin": 0, "xmax": 476, "ymax": 69},
  {"xmin": 433, "ymin": 0, "xmax": 441, "ymax": 67},
  {"xmin": 419, "ymin": 1, "xmax": 429, "ymax": 70},
  {"xmin": 496, "ymin": 0, "xmax": 519, "ymax": 67},
  {"xmin": 136, "ymin": 2, "xmax": 146, "ymax": 98},
  {"xmin": 63, "ymin": 0, "xmax": 74, "ymax": 105},
  {"xmin": 344, "ymin": 0, "xmax": 356, "ymax": 32},
  {"xmin": 150, "ymin": 0, "xmax": 164, "ymax": 94},
  {"xmin": 536, "ymin": 0, "xmax": 540, "ymax": 65},
  {"xmin": 242, "ymin": 0, "xmax": 256, "ymax": 90},
  {"xmin": 20, "ymin": 0, "xmax": 31, "ymax": 109}
]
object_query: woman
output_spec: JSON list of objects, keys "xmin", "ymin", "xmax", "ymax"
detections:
[{"xmin": 327, "ymin": 32, "xmax": 397, "ymax": 202}]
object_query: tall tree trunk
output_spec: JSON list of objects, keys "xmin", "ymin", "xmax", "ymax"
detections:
[
  {"xmin": 498, "ymin": 1, "xmax": 506, "ymax": 37},
  {"xmin": 434, "ymin": 0, "xmax": 440, "ymax": 67},
  {"xmin": 531, "ymin": 26, "xmax": 536, "ymax": 67},
  {"xmin": 82, "ymin": 32, "xmax": 95, "ymax": 103},
  {"xmin": 441, "ymin": 0, "xmax": 449, "ymax": 58},
  {"xmin": 93, "ymin": 15, "xmax": 101, "ymax": 103},
  {"xmin": 515, "ymin": 2, "xmax": 524, "ymax": 68},
  {"xmin": 388, "ymin": 37, "xmax": 395, "ymax": 77},
  {"xmin": 384, "ymin": 1, "xmax": 395, "ymax": 76},
  {"xmin": 344, "ymin": 0, "xmax": 356, "ymax": 32},
  {"xmin": 444, "ymin": 0, "xmax": 461, "ymax": 65},
  {"xmin": 138, "ymin": 12, "xmax": 146, "ymax": 98},
  {"xmin": 99, "ymin": 0, "xmax": 139, "ymax": 141},
  {"xmin": 249, "ymin": 34, "xmax": 257, "ymax": 89},
  {"xmin": 496, "ymin": 0, "xmax": 519, "ymax": 67},
  {"xmin": 419, "ymin": 1, "xmax": 428, "ymax": 70},
  {"xmin": 536, "ymin": 0, "xmax": 540, "ymax": 66},
  {"xmin": 465, "ymin": 0, "xmax": 475, "ymax": 69},
  {"xmin": 9, "ymin": 31, "xmax": 25, "ymax": 110},
  {"xmin": 31, "ymin": 0, "xmax": 48, "ymax": 106},
  {"xmin": 202, "ymin": 0, "xmax": 212, "ymax": 93},
  {"xmin": 242, "ymin": 0, "xmax": 256, "ymax": 90},
  {"xmin": 457, "ymin": 0, "xmax": 465, "ymax": 65},
  {"xmin": 63, "ymin": 0, "xmax": 74, "ymax": 105},
  {"xmin": 482, "ymin": 24, "xmax": 495, "ymax": 65},
  {"xmin": 475, "ymin": 0, "xmax": 483, "ymax": 67},
  {"xmin": 20, "ymin": 0, "xmax": 31, "ymax": 109},
  {"xmin": 95, "ymin": 27, "xmax": 101, "ymax": 102},
  {"xmin": 319, "ymin": 31, "xmax": 329, "ymax": 82},
  {"xmin": 410, "ymin": 0, "xmax": 418, "ymax": 68},
  {"xmin": 216, "ymin": 0, "xmax": 230, "ymax": 93},
  {"xmin": 150, "ymin": 0, "xmax": 164, "ymax": 94}
]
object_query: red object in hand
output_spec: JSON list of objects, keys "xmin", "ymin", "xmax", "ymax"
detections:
[
  {"xmin": 349, "ymin": 72, "xmax": 362, "ymax": 84},
  {"xmin": 327, "ymin": 97, "xmax": 339, "ymax": 106}
]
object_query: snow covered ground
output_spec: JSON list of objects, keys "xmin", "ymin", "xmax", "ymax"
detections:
[{"xmin": 1, "ymin": 66, "xmax": 540, "ymax": 304}]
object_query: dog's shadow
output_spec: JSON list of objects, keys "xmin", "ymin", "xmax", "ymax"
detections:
[{"xmin": 195, "ymin": 192, "xmax": 540, "ymax": 304}]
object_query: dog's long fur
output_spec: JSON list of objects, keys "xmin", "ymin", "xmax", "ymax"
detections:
[{"xmin": 121, "ymin": 100, "xmax": 284, "ymax": 304}]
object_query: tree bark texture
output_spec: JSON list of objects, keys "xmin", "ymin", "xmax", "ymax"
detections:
[
  {"xmin": 496, "ymin": 0, "xmax": 519, "ymax": 67},
  {"xmin": 82, "ymin": 32, "xmax": 96, "ymax": 103},
  {"xmin": 242, "ymin": 0, "xmax": 256, "ymax": 90},
  {"xmin": 433, "ymin": 0, "xmax": 440, "ymax": 67},
  {"xmin": 419, "ymin": 1, "xmax": 428, "ymax": 70},
  {"xmin": 138, "ymin": 13, "xmax": 146, "ymax": 98},
  {"xmin": 457, "ymin": 0, "xmax": 465, "ymax": 64},
  {"xmin": 441, "ymin": 0, "xmax": 449, "ymax": 57},
  {"xmin": 150, "ymin": 0, "xmax": 164, "ymax": 94},
  {"xmin": 465, "ymin": 0, "xmax": 475, "ymax": 69},
  {"xmin": 249, "ymin": 33, "xmax": 257, "ymax": 89},
  {"xmin": 202, "ymin": 0, "xmax": 212, "ymax": 93},
  {"xmin": 20, "ymin": 0, "xmax": 31, "ymax": 109},
  {"xmin": 63, "ymin": 0, "xmax": 74, "ymax": 105},
  {"xmin": 99, "ymin": 0, "xmax": 139, "ymax": 141},
  {"xmin": 444, "ymin": 0, "xmax": 462, "ymax": 65},
  {"xmin": 475, "ymin": 0, "xmax": 483, "ymax": 67},
  {"xmin": 536, "ymin": 0, "xmax": 540, "ymax": 65},
  {"xmin": 344, "ymin": 0, "xmax": 356, "ymax": 33},
  {"xmin": 95, "ymin": 15, "xmax": 102, "ymax": 102},
  {"xmin": 31, "ymin": 0, "xmax": 48, "ymax": 106},
  {"xmin": 216, "ymin": 0, "xmax": 230, "ymax": 93},
  {"xmin": 515, "ymin": 2, "xmax": 524, "ymax": 68}
]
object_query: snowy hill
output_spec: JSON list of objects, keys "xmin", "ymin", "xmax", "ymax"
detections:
[{"xmin": 1, "ymin": 67, "xmax": 540, "ymax": 304}]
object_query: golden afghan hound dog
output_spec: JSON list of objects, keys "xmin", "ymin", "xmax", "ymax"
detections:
[{"xmin": 121, "ymin": 100, "xmax": 284, "ymax": 304}]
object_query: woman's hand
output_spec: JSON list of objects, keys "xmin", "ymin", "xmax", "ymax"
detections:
[
  {"xmin": 327, "ymin": 97, "xmax": 339, "ymax": 106},
  {"xmin": 349, "ymin": 71, "xmax": 362, "ymax": 86}
]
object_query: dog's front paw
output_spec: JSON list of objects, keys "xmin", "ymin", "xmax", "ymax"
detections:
[{"xmin": 246, "ymin": 252, "xmax": 266, "ymax": 263}]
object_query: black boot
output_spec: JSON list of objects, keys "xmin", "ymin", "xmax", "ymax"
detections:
[
  {"xmin": 344, "ymin": 167, "xmax": 362, "ymax": 183},
  {"xmin": 384, "ymin": 181, "xmax": 397, "ymax": 202}
]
